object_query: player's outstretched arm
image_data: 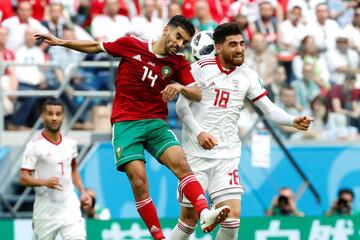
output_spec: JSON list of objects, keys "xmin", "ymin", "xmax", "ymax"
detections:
[
  {"xmin": 35, "ymin": 33, "xmax": 103, "ymax": 54},
  {"xmin": 180, "ymin": 84, "xmax": 202, "ymax": 102},
  {"xmin": 161, "ymin": 83, "xmax": 201, "ymax": 102},
  {"xmin": 254, "ymin": 96, "xmax": 312, "ymax": 130},
  {"xmin": 19, "ymin": 169, "xmax": 63, "ymax": 190}
]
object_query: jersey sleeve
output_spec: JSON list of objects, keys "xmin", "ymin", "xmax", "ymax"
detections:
[
  {"xmin": 173, "ymin": 58, "xmax": 195, "ymax": 86},
  {"xmin": 21, "ymin": 143, "xmax": 37, "ymax": 170},
  {"xmin": 71, "ymin": 140, "xmax": 79, "ymax": 160},
  {"xmin": 100, "ymin": 36, "xmax": 130, "ymax": 57},
  {"xmin": 245, "ymin": 67, "xmax": 268, "ymax": 102},
  {"xmin": 190, "ymin": 61, "xmax": 204, "ymax": 86}
]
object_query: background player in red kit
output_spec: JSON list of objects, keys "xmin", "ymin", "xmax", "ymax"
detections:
[{"xmin": 35, "ymin": 15, "xmax": 230, "ymax": 239}]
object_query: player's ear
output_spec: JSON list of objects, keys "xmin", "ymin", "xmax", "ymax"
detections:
[
  {"xmin": 215, "ymin": 43, "xmax": 221, "ymax": 54},
  {"xmin": 163, "ymin": 26, "xmax": 170, "ymax": 37}
]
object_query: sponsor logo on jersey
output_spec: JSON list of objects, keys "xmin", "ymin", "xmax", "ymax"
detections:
[
  {"xmin": 197, "ymin": 194, "xmax": 206, "ymax": 201},
  {"xmin": 150, "ymin": 225, "xmax": 160, "ymax": 233},
  {"xmin": 161, "ymin": 66, "xmax": 171, "ymax": 78},
  {"xmin": 132, "ymin": 54, "xmax": 142, "ymax": 62}
]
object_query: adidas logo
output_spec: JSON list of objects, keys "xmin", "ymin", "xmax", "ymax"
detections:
[
  {"xmin": 133, "ymin": 54, "xmax": 142, "ymax": 61},
  {"xmin": 150, "ymin": 225, "xmax": 160, "ymax": 233},
  {"xmin": 197, "ymin": 194, "xmax": 206, "ymax": 201}
]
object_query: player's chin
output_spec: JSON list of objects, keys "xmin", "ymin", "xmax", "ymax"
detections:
[{"xmin": 232, "ymin": 57, "xmax": 244, "ymax": 66}]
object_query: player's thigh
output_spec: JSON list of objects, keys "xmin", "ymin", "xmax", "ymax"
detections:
[
  {"xmin": 59, "ymin": 218, "xmax": 86, "ymax": 240},
  {"xmin": 33, "ymin": 219, "xmax": 59, "ymax": 240},
  {"xmin": 112, "ymin": 121, "xmax": 146, "ymax": 172},
  {"xmin": 177, "ymin": 156, "xmax": 209, "ymax": 206},
  {"xmin": 208, "ymin": 157, "xmax": 243, "ymax": 216}
]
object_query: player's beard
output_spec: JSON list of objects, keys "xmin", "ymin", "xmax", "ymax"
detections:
[
  {"xmin": 45, "ymin": 121, "xmax": 62, "ymax": 133},
  {"xmin": 164, "ymin": 39, "xmax": 178, "ymax": 56},
  {"xmin": 223, "ymin": 52, "xmax": 244, "ymax": 68}
]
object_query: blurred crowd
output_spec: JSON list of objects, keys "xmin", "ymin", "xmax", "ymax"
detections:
[{"xmin": 1, "ymin": 0, "xmax": 360, "ymax": 139}]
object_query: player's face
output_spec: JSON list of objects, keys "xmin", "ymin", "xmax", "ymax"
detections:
[
  {"xmin": 216, "ymin": 34, "xmax": 245, "ymax": 67},
  {"xmin": 42, "ymin": 105, "xmax": 64, "ymax": 132},
  {"xmin": 163, "ymin": 26, "xmax": 192, "ymax": 56}
]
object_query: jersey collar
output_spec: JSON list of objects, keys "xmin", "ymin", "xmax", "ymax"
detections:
[
  {"xmin": 216, "ymin": 56, "xmax": 237, "ymax": 75},
  {"xmin": 42, "ymin": 131, "xmax": 62, "ymax": 145},
  {"xmin": 148, "ymin": 39, "xmax": 167, "ymax": 58}
]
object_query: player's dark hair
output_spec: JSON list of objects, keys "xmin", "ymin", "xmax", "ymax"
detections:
[
  {"xmin": 167, "ymin": 15, "xmax": 195, "ymax": 37},
  {"xmin": 213, "ymin": 22, "xmax": 242, "ymax": 44},
  {"xmin": 338, "ymin": 188, "xmax": 355, "ymax": 199},
  {"xmin": 41, "ymin": 97, "xmax": 64, "ymax": 113}
]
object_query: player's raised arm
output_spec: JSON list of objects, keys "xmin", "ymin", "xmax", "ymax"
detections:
[
  {"xmin": 253, "ymin": 95, "xmax": 312, "ymax": 131},
  {"xmin": 35, "ymin": 33, "xmax": 103, "ymax": 54}
]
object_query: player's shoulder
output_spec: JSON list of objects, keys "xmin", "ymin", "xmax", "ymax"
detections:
[
  {"xmin": 62, "ymin": 135, "xmax": 77, "ymax": 146},
  {"xmin": 237, "ymin": 63, "xmax": 258, "ymax": 78},
  {"xmin": 192, "ymin": 56, "xmax": 217, "ymax": 69},
  {"xmin": 29, "ymin": 133, "xmax": 44, "ymax": 144}
]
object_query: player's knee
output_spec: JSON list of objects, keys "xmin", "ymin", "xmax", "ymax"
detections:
[
  {"xmin": 130, "ymin": 176, "xmax": 148, "ymax": 192},
  {"xmin": 173, "ymin": 158, "xmax": 192, "ymax": 177}
]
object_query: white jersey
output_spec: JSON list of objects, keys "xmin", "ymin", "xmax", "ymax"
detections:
[
  {"xmin": 182, "ymin": 56, "xmax": 267, "ymax": 159},
  {"xmin": 21, "ymin": 132, "xmax": 82, "ymax": 220}
]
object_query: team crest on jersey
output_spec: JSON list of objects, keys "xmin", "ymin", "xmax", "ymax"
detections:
[
  {"xmin": 161, "ymin": 66, "xmax": 171, "ymax": 78},
  {"xmin": 116, "ymin": 147, "xmax": 122, "ymax": 159}
]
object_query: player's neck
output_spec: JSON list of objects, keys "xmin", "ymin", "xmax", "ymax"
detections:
[
  {"xmin": 152, "ymin": 40, "xmax": 166, "ymax": 56},
  {"xmin": 218, "ymin": 55, "xmax": 234, "ymax": 70},
  {"xmin": 42, "ymin": 129, "xmax": 61, "ymax": 144}
]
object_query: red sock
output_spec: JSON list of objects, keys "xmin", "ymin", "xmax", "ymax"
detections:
[
  {"xmin": 135, "ymin": 197, "xmax": 165, "ymax": 239},
  {"xmin": 178, "ymin": 173, "xmax": 208, "ymax": 217}
]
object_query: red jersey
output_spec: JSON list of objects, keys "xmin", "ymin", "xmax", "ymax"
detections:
[
  {"xmin": 102, "ymin": 36, "xmax": 195, "ymax": 124},
  {"xmin": 0, "ymin": 48, "xmax": 15, "ymax": 75}
]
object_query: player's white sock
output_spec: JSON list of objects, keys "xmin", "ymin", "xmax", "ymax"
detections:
[
  {"xmin": 169, "ymin": 219, "xmax": 196, "ymax": 240},
  {"xmin": 215, "ymin": 218, "xmax": 240, "ymax": 240}
]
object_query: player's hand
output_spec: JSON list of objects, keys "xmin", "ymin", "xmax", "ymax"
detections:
[
  {"xmin": 293, "ymin": 116, "xmax": 313, "ymax": 131},
  {"xmin": 34, "ymin": 34, "xmax": 61, "ymax": 46},
  {"xmin": 197, "ymin": 131, "xmax": 218, "ymax": 150},
  {"xmin": 161, "ymin": 84, "xmax": 183, "ymax": 101},
  {"xmin": 80, "ymin": 192, "xmax": 93, "ymax": 211},
  {"xmin": 44, "ymin": 177, "xmax": 63, "ymax": 191}
]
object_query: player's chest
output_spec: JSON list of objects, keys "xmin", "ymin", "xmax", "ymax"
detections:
[
  {"xmin": 202, "ymin": 74, "xmax": 249, "ymax": 104},
  {"xmin": 37, "ymin": 144, "xmax": 73, "ymax": 165}
]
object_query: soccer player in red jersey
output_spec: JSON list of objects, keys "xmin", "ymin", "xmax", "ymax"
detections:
[{"xmin": 35, "ymin": 15, "xmax": 230, "ymax": 239}]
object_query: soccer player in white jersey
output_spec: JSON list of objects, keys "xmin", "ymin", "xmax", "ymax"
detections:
[
  {"xmin": 19, "ymin": 98, "xmax": 93, "ymax": 240},
  {"xmin": 170, "ymin": 23, "xmax": 312, "ymax": 239}
]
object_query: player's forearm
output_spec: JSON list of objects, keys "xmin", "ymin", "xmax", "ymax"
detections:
[
  {"xmin": 176, "ymin": 95, "xmax": 203, "ymax": 136},
  {"xmin": 58, "ymin": 39, "xmax": 103, "ymax": 54},
  {"xmin": 180, "ymin": 84, "xmax": 202, "ymax": 102},
  {"xmin": 255, "ymin": 96, "xmax": 295, "ymax": 126},
  {"xmin": 72, "ymin": 170, "xmax": 85, "ymax": 193},
  {"xmin": 19, "ymin": 173, "xmax": 46, "ymax": 187}
]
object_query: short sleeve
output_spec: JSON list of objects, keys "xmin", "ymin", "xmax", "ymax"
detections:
[
  {"xmin": 101, "ymin": 36, "xmax": 129, "ymax": 57},
  {"xmin": 71, "ymin": 140, "xmax": 78, "ymax": 160},
  {"xmin": 246, "ymin": 68, "xmax": 268, "ymax": 102},
  {"xmin": 173, "ymin": 58, "xmax": 195, "ymax": 86},
  {"xmin": 21, "ymin": 143, "xmax": 37, "ymax": 170}
]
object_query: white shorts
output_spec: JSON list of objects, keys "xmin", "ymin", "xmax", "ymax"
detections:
[
  {"xmin": 33, "ymin": 217, "xmax": 86, "ymax": 240},
  {"xmin": 178, "ymin": 156, "xmax": 244, "ymax": 207}
]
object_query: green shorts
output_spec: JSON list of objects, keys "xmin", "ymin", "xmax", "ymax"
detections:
[{"xmin": 112, "ymin": 119, "xmax": 181, "ymax": 171}]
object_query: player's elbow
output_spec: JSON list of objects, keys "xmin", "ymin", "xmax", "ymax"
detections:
[{"xmin": 19, "ymin": 173, "xmax": 28, "ymax": 186}]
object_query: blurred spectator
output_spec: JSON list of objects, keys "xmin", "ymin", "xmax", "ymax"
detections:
[
  {"xmin": 278, "ymin": 4, "xmax": 308, "ymax": 55},
  {"xmin": 308, "ymin": 3, "xmax": 340, "ymax": 52},
  {"xmin": 1, "ymin": 1, "xmax": 48, "ymax": 51},
  {"xmin": 291, "ymin": 63, "xmax": 321, "ymax": 111},
  {"xmin": 266, "ymin": 187, "xmax": 304, "ymax": 217},
  {"xmin": 234, "ymin": 14, "xmax": 252, "ymax": 44},
  {"xmin": 326, "ymin": 188, "xmax": 359, "ymax": 216},
  {"xmin": 327, "ymin": 74, "xmax": 360, "ymax": 131},
  {"xmin": 326, "ymin": 32, "xmax": 360, "ymax": 85},
  {"xmin": 10, "ymin": 27, "xmax": 46, "ymax": 130},
  {"xmin": 292, "ymin": 35, "xmax": 330, "ymax": 90},
  {"xmin": 344, "ymin": 7, "xmax": 360, "ymax": 54},
  {"xmin": 227, "ymin": 0, "xmax": 259, "ymax": 24},
  {"xmin": 291, "ymin": 95, "xmax": 358, "ymax": 141},
  {"xmin": 237, "ymin": 99, "xmax": 265, "ymax": 140},
  {"xmin": 264, "ymin": 65, "xmax": 287, "ymax": 104},
  {"xmin": 41, "ymin": 3, "xmax": 68, "ymax": 38},
  {"xmin": 0, "ymin": 0, "xmax": 14, "ymax": 22},
  {"xmin": 131, "ymin": 0, "xmax": 163, "ymax": 39},
  {"xmin": 48, "ymin": 27, "xmax": 94, "ymax": 130},
  {"xmin": 207, "ymin": 0, "xmax": 233, "ymax": 23},
  {"xmin": 83, "ymin": 189, "xmax": 111, "ymax": 220},
  {"xmin": 191, "ymin": 0, "xmax": 217, "ymax": 31},
  {"xmin": 328, "ymin": 0, "xmax": 359, "ymax": 28},
  {"xmin": 246, "ymin": 32, "xmax": 277, "ymax": 86},
  {"xmin": 162, "ymin": 2, "xmax": 182, "ymax": 24},
  {"xmin": 277, "ymin": 85, "xmax": 306, "ymax": 138},
  {"xmin": 286, "ymin": 0, "xmax": 323, "ymax": 25},
  {"xmin": 250, "ymin": 1, "xmax": 278, "ymax": 51},
  {"xmin": 91, "ymin": 0, "xmax": 132, "ymax": 41},
  {"xmin": 31, "ymin": 0, "xmax": 50, "ymax": 21},
  {"xmin": 0, "ymin": 27, "xmax": 17, "ymax": 123}
]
